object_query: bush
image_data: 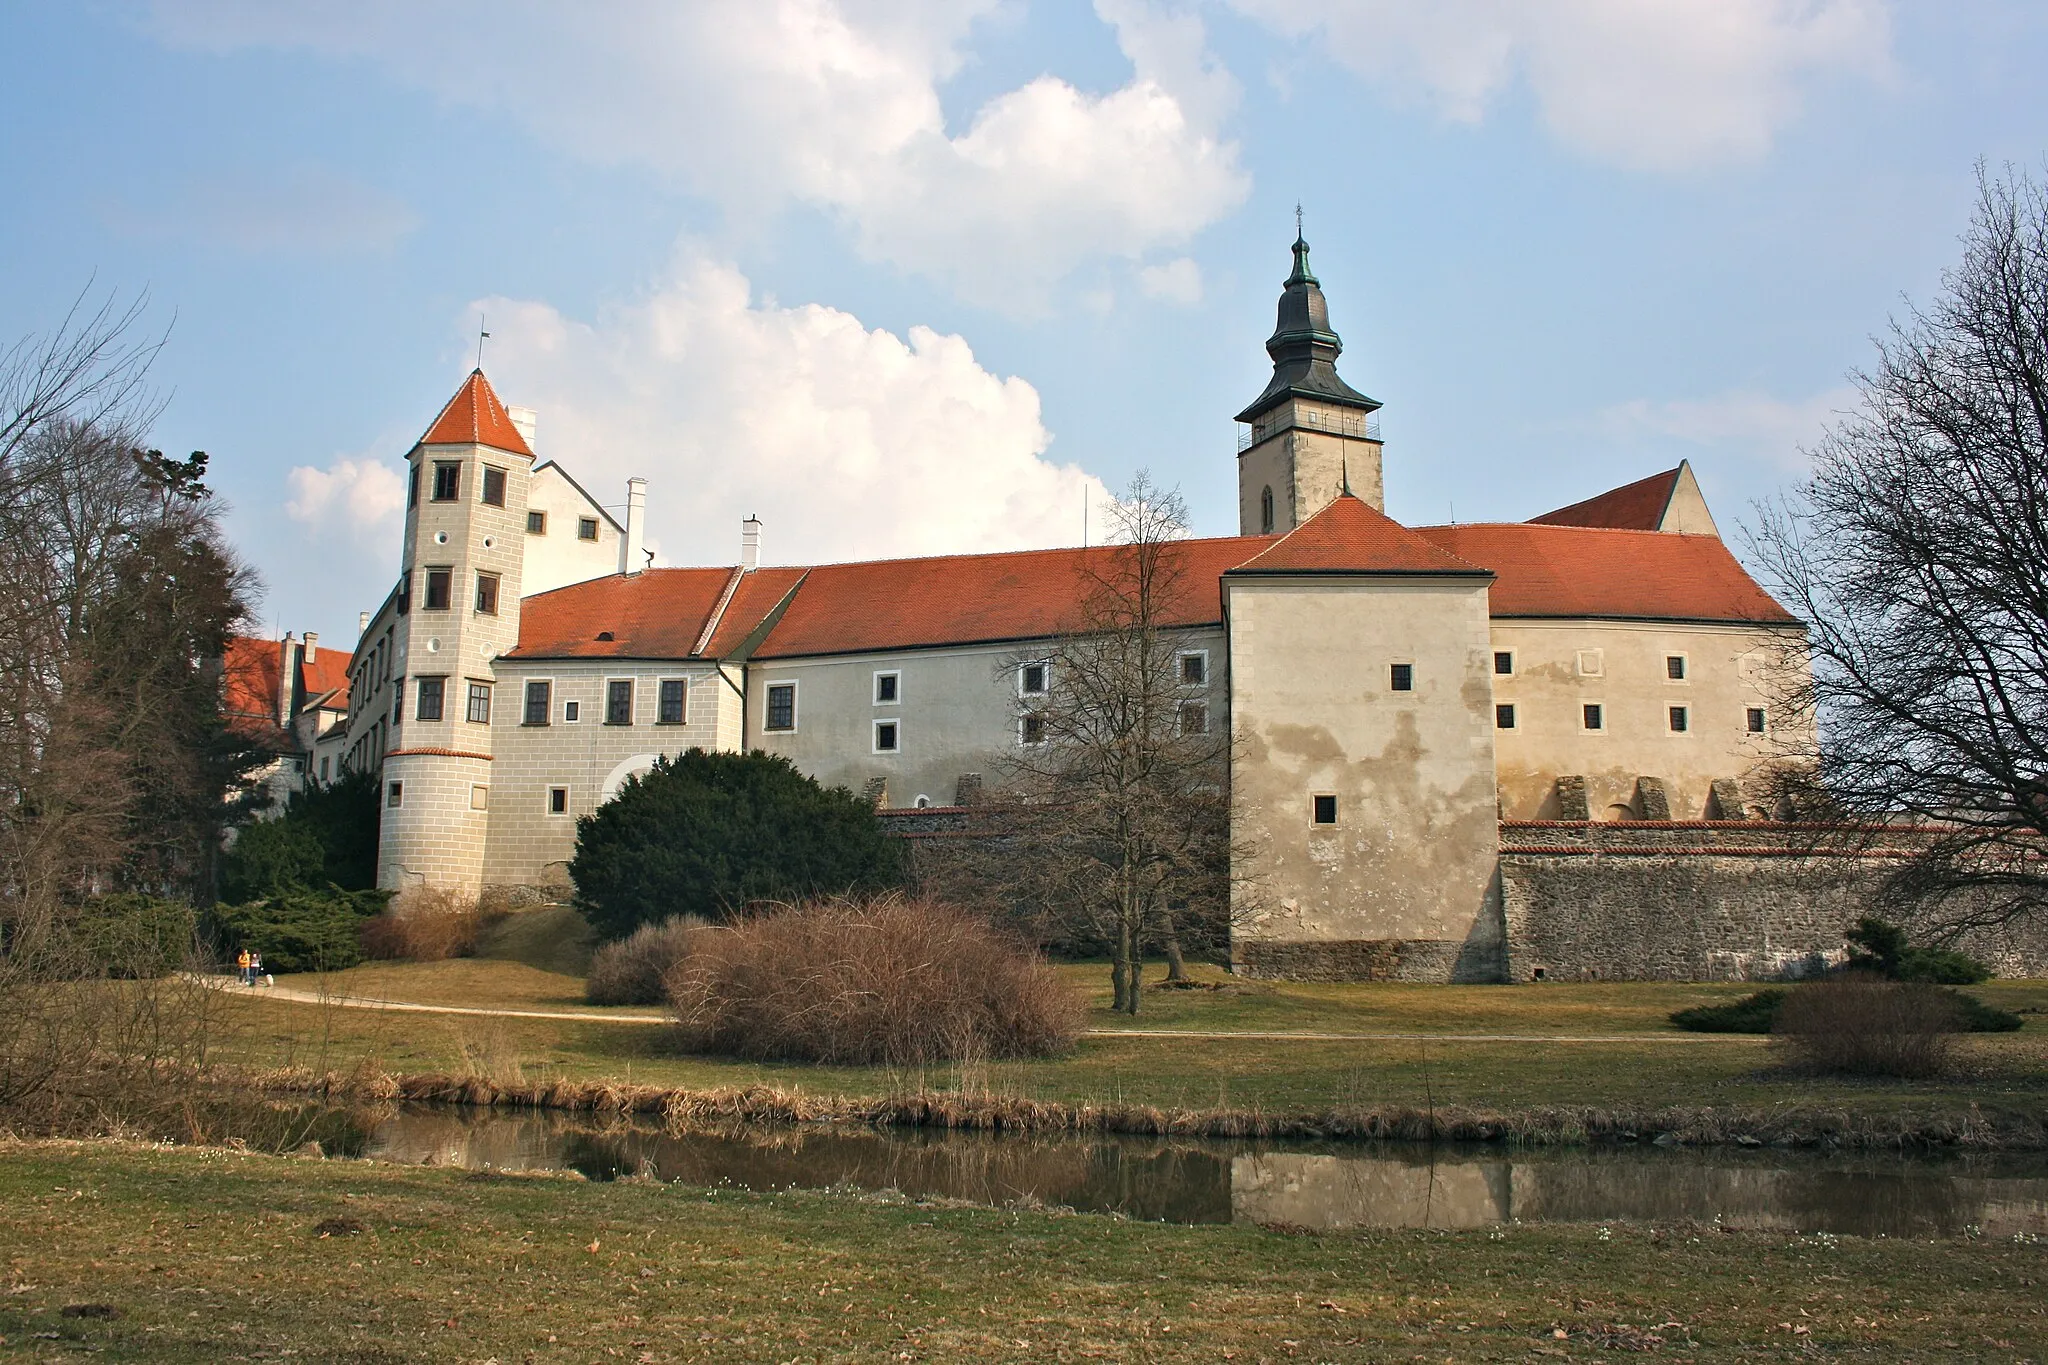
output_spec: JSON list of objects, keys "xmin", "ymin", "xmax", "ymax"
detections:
[
  {"xmin": 1670, "ymin": 989, "xmax": 1785, "ymax": 1034},
  {"xmin": 1846, "ymin": 916, "xmax": 1991, "ymax": 984},
  {"xmin": 210, "ymin": 888, "xmax": 390, "ymax": 974},
  {"xmin": 63, "ymin": 895, "xmax": 201, "ymax": 978},
  {"xmin": 585, "ymin": 917, "xmax": 702, "ymax": 1005},
  {"xmin": 1772, "ymin": 978, "xmax": 1960, "ymax": 1077},
  {"xmin": 359, "ymin": 885, "xmax": 509, "ymax": 962},
  {"xmin": 664, "ymin": 893, "xmax": 1084, "ymax": 1064},
  {"xmin": 570, "ymin": 749, "xmax": 903, "ymax": 941},
  {"xmin": 221, "ymin": 770, "xmax": 381, "ymax": 902}
]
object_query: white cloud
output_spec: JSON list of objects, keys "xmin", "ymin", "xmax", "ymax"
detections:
[
  {"xmin": 106, "ymin": 164, "xmax": 417, "ymax": 254},
  {"xmin": 472, "ymin": 250, "xmax": 1108, "ymax": 567},
  {"xmin": 136, "ymin": 0, "xmax": 1246, "ymax": 308},
  {"xmin": 1598, "ymin": 386, "xmax": 1857, "ymax": 468},
  {"xmin": 1138, "ymin": 257, "xmax": 1204, "ymax": 305},
  {"xmin": 285, "ymin": 456, "xmax": 407, "ymax": 534},
  {"xmin": 1229, "ymin": 0, "xmax": 1892, "ymax": 171}
]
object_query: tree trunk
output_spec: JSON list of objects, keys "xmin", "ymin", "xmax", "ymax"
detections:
[
  {"xmin": 1161, "ymin": 912, "xmax": 1188, "ymax": 982},
  {"xmin": 1120, "ymin": 915, "xmax": 1142, "ymax": 1015}
]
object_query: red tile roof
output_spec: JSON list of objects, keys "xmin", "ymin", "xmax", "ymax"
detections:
[
  {"xmin": 420, "ymin": 369, "xmax": 533, "ymax": 457},
  {"xmin": 1228, "ymin": 493, "xmax": 1488, "ymax": 576},
  {"xmin": 508, "ymin": 568, "xmax": 744, "ymax": 659},
  {"xmin": 1414, "ymin": 523, "xmax": 1799, "ymax": 625},
  {"xmin": 222, "ymin": 636, "xmax": 291, "ymax": 747},
  {"xmin": 300, "ymin": 647, "xmax": 353, "ymax": 711},
  {"xmin": 1530, "ymin": 467, "xmax": 1680, "ymax": 530}
]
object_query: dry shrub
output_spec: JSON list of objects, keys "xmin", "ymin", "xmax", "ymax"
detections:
[
  {"xmin": 586, "ymin": 917, "xmax": 702, "ymax": 1006},
  {"xmin": 1773, "ymin": 977, "xmax": 1960, "ymax": 1078},
  {"xmin": 664, "ymin": 893, "xmax": 1084, "ymax": 1065},
  {"xmin": 361, "ymin": 885, "xmax": 508, "ymax": 962}
]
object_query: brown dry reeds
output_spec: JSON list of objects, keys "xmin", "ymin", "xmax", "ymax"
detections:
[
  {"xmin": 1773, "ymin": 977, "xmax": 1961, "ymax": 1078},
  {"xmin": 663, "ymin": 893, "xmax": 1085, "ymax": 1065},
  {"xmin": 585, "ymin": 917, "xmax": 703, "ymax": 1006},
  {"xmin": 361, "ymin": 886, "xmax": 510, "ymax": 962}
]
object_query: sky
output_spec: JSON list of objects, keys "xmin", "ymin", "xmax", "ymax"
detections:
[{"xmin": 2, "ymin": 1, "xmax": 2044, "ymax": 649}]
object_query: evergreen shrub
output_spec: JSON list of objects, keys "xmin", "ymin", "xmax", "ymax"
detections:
[{"xmin": 211, "ymin": 888, "xmax": 390, "ymax": 974}]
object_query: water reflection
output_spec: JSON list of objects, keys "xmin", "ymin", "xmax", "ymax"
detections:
[{"xmin": 363, "ymin": 1105, "xmax": 2048, "ymax": 1239}]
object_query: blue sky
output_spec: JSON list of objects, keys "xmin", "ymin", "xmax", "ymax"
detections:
[{"xmin": 3, "ymin": 1, "xmax": 2044, "ymax": 647}]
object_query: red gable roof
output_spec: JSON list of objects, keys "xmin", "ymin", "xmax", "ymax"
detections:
[
  {"xmin": 1530, "ymin": 467, "xmax": 1681, "ymax": 530},
  {"xmin": 1228, "ymin": 493, "xmax": 1488, "ymax": 577},
  {"xmin": 1415, "ymin": 523, "xmax": 1799, "ymax": 625},
  {"xmin": 509, "ymin": 568, "xmax": 744, "ymax": 659},
  {"xmin": 420, "ymin": 369, "xmax": 533, "ymax": 457},
  {"xmin": 300, "ymin": 646, "xmax": 353, "ymax": 711}
]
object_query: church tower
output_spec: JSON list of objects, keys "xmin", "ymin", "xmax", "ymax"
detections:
[
  {"xmin": 1236, "ymin": 230, "xmax": 1384, "ymax": 534},
  {"xmin": 377, "ymin": 370, "xmax": 536, "ymax": 892}
]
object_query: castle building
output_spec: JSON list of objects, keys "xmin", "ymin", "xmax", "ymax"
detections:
[{"xmin": 329, "ymin": 235, "xmax": 1816, "ymax": 981}]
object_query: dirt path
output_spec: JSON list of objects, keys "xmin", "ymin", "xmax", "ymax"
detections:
[{"xmin": 210, "ymin": 976, "xmax": 1745, "ymax": 1043}]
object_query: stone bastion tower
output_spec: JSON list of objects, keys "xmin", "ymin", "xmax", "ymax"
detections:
[{"xmin": 377, "ymin": 370, "xmax": 536, "ymax": 891}]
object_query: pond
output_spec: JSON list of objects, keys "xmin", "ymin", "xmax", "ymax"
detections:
[{"xmin": 362, "ymin": 1105, "xmax": 2048, "ymax": 1238}]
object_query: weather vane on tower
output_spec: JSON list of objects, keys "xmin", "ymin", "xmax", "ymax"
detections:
[{"xmin": 476, "ymin": 314, "xmax": 491, "ymax": 370}]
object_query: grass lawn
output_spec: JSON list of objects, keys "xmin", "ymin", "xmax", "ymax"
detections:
[{"xmin": 2, "ymin": 1139, "xmax": 2043, "ymax": 1363}]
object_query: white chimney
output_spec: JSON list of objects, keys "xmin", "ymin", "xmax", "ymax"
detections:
[
  {"xmin": 277, "ymin": 632, "xmax": 295, "ymax": 729},
  {"xmin": 303, "ymin": 631, "xmax": 319, "ymax": 663},
  {"xmin": 357, "ymin": 610, "xmax": 370, "ymax": 638},
  {"xmin": 741, "ymin": 515, "xmax": 762, "ymax": 571},
  {"xmin": 507, "ymin": 406, "xmax": 538, "ymax": 452},
  {"xmin": 622, "ymin": 477, "xmax": 647, "ymax": 575}
]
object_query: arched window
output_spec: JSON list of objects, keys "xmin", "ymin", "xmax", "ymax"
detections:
[{"xmin": 1260, "ymin": 485, "xmax": 1275, "ymax": 534}]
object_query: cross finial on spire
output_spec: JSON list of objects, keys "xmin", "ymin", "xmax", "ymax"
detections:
[
  {"xmin": 476, "ymin": 314, "xmax": 491, "ymax": 371},
  {"xmin": 1295, "ymin": 202, "xmax": 1303, "ymax": 241}
]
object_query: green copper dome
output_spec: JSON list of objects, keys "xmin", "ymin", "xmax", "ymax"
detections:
[{"xmin": 1236, "ymin": 233, "xmax": 1380, "ymax": 425}]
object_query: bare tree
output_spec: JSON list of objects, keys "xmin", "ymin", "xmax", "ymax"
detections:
[
  {"xmin": 985, "ymin": 473, "xmax": 1235, "ymax": 1014},
  {"xmin": 1751, "ymin": 164, "xmax": 2048, "ymax": 932}
]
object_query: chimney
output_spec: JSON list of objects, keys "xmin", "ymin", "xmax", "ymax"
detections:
[
  {"xmin": 622, "ymin": 477, "xmax": 647, "ymax": 576},
  {"xmin": 507, "ymin": 406, "xmax": 538, "ymax": 452},
  {"xmin": 277, "ymin": 632, "xmax": 296, "ymax": 729},
  {"xmin": 741, "ymin": 515, "xmax": 762, "ymax": 571},
  {"xmin": 303, "ymin": 631, "xmax": 319, "ymax": 664},
  {"xmin": 357, "ymin": 610, "xmax": 370, "ymax": 638}
]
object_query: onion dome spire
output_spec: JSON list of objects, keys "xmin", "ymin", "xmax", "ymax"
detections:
[{"xmin": 1236, "ymin": 221, "xmax": 1380, "ymax": 424}]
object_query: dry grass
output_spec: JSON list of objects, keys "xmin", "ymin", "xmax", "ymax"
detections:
[
  {"xmin": 1774, "ymin": 977, "xmax": 1962, "ymax": 1078},
  {"xmin": 360, "ymin": 885, "xmax": 511, "ymax": 962},
  {"xmin": 585, "ymin": 916, "xmax": 702, "ymax": 1006},
  {"xmin": 666, "ymin": 894, "xmax": 1085, "ymax": 1064}
]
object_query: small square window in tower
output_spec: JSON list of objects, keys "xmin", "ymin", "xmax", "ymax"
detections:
[
  {"xmin": 1494, "ymin": 650, "xmax": 1514, "ymax": 675},
  {"xmin": 416, "ymin": 677, "xmax": 445, "ymax": 722},
  {"xmin": 424, "ymin": 568, "xmax": 452, "ymax": 612},
  {"xmin": 563, "ymin": 699, "xmax": 581, "ymax": 723},
  {"xmin": 548, "ymin": 786, "xmax": 569, "ymax": 814},
  {"xmin": 657, "ymin": 678, "xmax": 686, "ymax": 724},
  {"xmin": 1311, "ymin": 793, "xmax": 1338, "ymax": 825},
  {"xmin": 1019, "ymin": 713, "xmax": 1047, "ymax": 746},
  {"xmin": 874, "ymin": 719, "xmax": 899, "ymax": 753},
  {"xmin": 1178, "ymin": 700, "xmax": 1208, "ymax": 736},
  {"xmin": 764, "ymin": 682, "xmax": 796, "ymax": 732},
  {"xmin": 431, "ymin": 461, "xmax": 460, "ymax": 502},
  {"xmin": 605, "ymin": 679, "xmax": 634, "ymax": 726},
  {"xmin": 577, "ymin": 517, "xmax": 599, "ymax": 542},
  {"xmin": 1019, "ymin": 662, "xmax": 1049, "ymax": 696},
  {"xmin": 1668, "ymin": 705, "xmax": 1688, "ymax": 733},
  {"xmin": 1666, "ymin": 655, "xmax": 1687, "ymax": 681},
  {"xmin": 526, "ymin": 510, "xmax": 547, "ymax": 534},
  {"xmin": 1390, "ymin": 662, "xmax": 1414, "ymax": 692},
  {"xmin": 523, "ymin": 680, "xmax": 551, "ymax": 726},
  {"xmin": 475, "ymin": 572, "xmax": 500, "ymax": 615},
  {"xmin": 386, "ymin": 782, "xmax": 403, "ymax": 808},
  {"xmin": 1747, "ymin": 707, "xmax": 1767, "ymax": 734},
  {"xmin": 1582, "ymin": 703, "xmax": 1604, "ymax": 731},
  {"xmin": 1496, "ymin": 703, "xmax": 1516, "ymax": 729},
  {"xmin": 467, "ymin": 682, "xmax": 492, "ymax": 725},
  {"xmin": 1179, "ymin": 652, "xmax": 1207, "ymax": 686},
  {"xmin": 874, "ymin": 671, "xmax": 900, "ymax": 704},
  {"xmin": 408, "ymin": 464, "xmax": 420, "ymax": 508},
  {"xmin": 481, "ymin": 466, "xmax": 507, "ymax": 507}
]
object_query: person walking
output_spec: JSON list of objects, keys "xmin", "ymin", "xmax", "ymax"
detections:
[
  {"xmin": 236, "ymin": 947, "xmax": 252, "ymax": 986},
  {"xmin": 250, "ymin": 950, "xmax": 265, "ymax": 986}
]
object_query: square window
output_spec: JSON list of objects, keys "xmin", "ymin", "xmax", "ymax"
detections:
[
  {"xmin": 1496, "ymin": 703, "xmax": 1516, "ymax": 729},
  {"xmin": 1747, "ymin": 707, "xmax": 1767, "ymax": 734},
  {"xmin": 1493, "ymin": 650, "xmax": 1514, "ymax": 676},
  {"xmin": 1019, "ymin": 713, "xmax": 1047, "ymax": 746},
  {"xmin": 386, "ymin": 781, "xmax": 403, "ymax": 808},
  {"xmin": 658, "ymin": 678, "xmax": 686, "ymax": 724},
  {"xmin": 548, "ymin": 786, "xmax": 569, "ymax": 815},
  {"xmin": 1311, "ymin": 793, "xmax": 1338, "ymax": 825},
  {"xmin": 416, "ymin": 676, "xmax": 445, "ymax": 722},
  {"xmin": 1020, "ymin": 662, "xmax": 1049, "ymax": 696},
  {"xmin": 523, "ymin": 680, "xmax": 551, "ymax": 726},
  {"xmin": 1669, "ymin": 705, "xmax": 1689, "ymax": 733},
  {"xmin": 1582, "ymin": 702, "xmax": 1604, "ymax": 731},
  {"xmin": 1179, "ymin": 652, "xmax": 1207, "ymax": 686},
  {"xmin": 577, "ymin": 517, "xmax": 599, "ymax": 542},
  {"xmin": 1178, "ymin": 700, "xmax": 1208, "ymax": 736},
  {"xmin": 1666, "ymin": 654, "xmax": 1687, "ymax": 681},
  {"xmin": 431, "ymin": 461, "xmax": 460, "ymax": 502},
  {"xmin": 466, "ymin": 682, "xmax": 491, "ymax": 725},
  {"xmin": 475, "ymin": 572, "xmax": 500, "ymax": 615},
  {"xmin": 423, "ymin": 568, "xmax": 452, "ymax": 612},
  {"xmin": 563, "ymin": 699, "xmax": 581, "ymax": 723},
  {"xmin": 605, "ymin": 679, "xmax": 634, "ymax": 726},
  {"xmin": 874, "ymin": 719, "xmax": 899, "ymax": 753},
  {"xmin": 470, "ymin": 784, "xmax": 489, "ymax": 811},
  {"xmin": 764, "ymin": 682, "xmax": 796, "ymax": 732},
  {"xmin": 481, "ymin": 466, "xmax": 506, "ymax": 507},
  {"xmin": 527, "ymin": 510, "xmax": 547, "ymax": 534},
  {"xmin": 874, "ymin": 671, "xmax": 900, "ymax": 704},
  {"xmin": 1390, "ymin": 662, "xmax": 1414, "ymax": 692},
  {"xmin": 408, "ymin": 464, "xmax": 420, "ymax": 508}
]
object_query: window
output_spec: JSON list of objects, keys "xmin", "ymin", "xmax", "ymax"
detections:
[
  {"xmin": 874, "ymin": 671, "xmax": 900, "ymax": 704},
  {"xmin": 548, "ymin": 786, "xmax": 569, "ymax": 815},
  {"xmin": 431, "ymin": 461, "xmax": 460, "ymax": 502},
  {"xmin": 391, "ymin": 685, "xmax": 403, "ymax": 728},
  {"xmin": 1390, "ymin": 662, "xmax": 1414, "ymax": 692},
  {"xmin": 764, "ymin": 682, "xmax": 796, "ymax": 732},
  {"xmin": 1019, "ymin": 713, "xmax": 1047, "ymax": 746},
  {"xmin": 577, "ymin": 517, "xmax": 599, "ymax": 542},
  {"xmin": 416, "ymin": 676, "xmax": 445, "ymax": 722},
  {"xmin": 423, "ymin": 568, "xmax": 452, "ymax": 612},
  {"xmin": 408, "ymin": 464, "xmax": 420, "ymax": 508},
  {"xmin": 1019, "ymin": 662, "xmax": 1049, "ymax": 697},
  {"xmin": 527, "ymin": 510, "xmax": 547, "ymax": 534},
  {"xmin": 523, "ymin": 680, "xmax": 551, "ymax": 726},
  {"xmin": 873, "ymin": 719, "xmax": 900, "ymax": 753},
  {"xmin": 1747, "ymin": 707, "xmax": 1768, "ymax": 734},
  {"xmin": 657, "ymin": 678, "xmax": 686, "ymax": 724},
  {"xmin": 475, "ymin": 572, "xmax": 500, "ymax": 615},
  {"xmin": 1496, "ymin": 703, "xmax": 1516, "ymax": 729},
  {"xmin": 481, "ymin": 466, "xmax": 507, "ymax": 507},
  {"xmin": 564, "ymin": 699, "xmax": 581, "ymax": 723},
  {"xmin": 1179, "ymin": 651, "xmax": 1207, "ymax": 686},
  {"xmin": 387, "ymin": 781, "xmax": 403, "ymax": 808},
  {"xmin": 470, "ymin": 784, "xmax": 489, "ymax": 811},
  {"xmin": 1311, "ymin": 793, "xmax": 1338, "ymax": 825},
  {"xmin": 1668, "ymin": 705, "xmax": 1689, "ymax": 733},
  {"xmin": 605, "ymin": 679, "xmax": 634, "ymax": 726},
  {"xmin": 318, "ymin": 756, "xmax": 330, "ymax": 782},
  {"xmin": 1493, "ymin": 650, "xmax": 1514, "ymax": 676},
  {"xmin": 1666, "ymin": 654, "xmax": 1688, "ymax": 681},
  {"xmin": 1178, "ymin": 700, "xmax": 1208, "ymax": 736},
  {"xmin": 1260, "ymin": 485, "xmax": 1275, "ymax": 534},
  {"xmin": 1582, "ymin": 702, "xmax": 1604, "ymax": 731},
  {"xmin": 466, "ymin": 682, "xmax": 492, "ymax": 725}
]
